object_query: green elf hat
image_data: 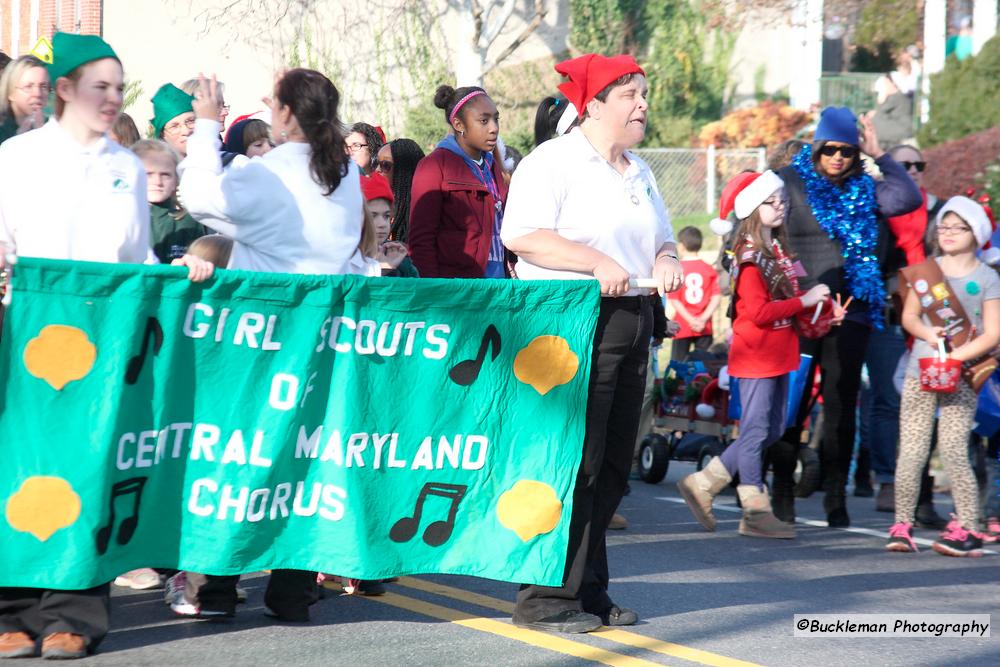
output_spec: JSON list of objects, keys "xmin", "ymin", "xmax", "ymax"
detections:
[
  {"xmin": 150, "ymin": 84, "xmax": 195, "ymax": 136},
  {"xmin": 48, "ymin": 32, "xmax": 119, "ymax": 82}
]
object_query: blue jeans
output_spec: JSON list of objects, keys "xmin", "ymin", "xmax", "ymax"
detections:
[
  {"xmin": 721, "ymin": 375, "xmax": 789, "ymax": 489},
  {"xmin": 864, "ymin": 325, "xmax": 906, "ymax": 484}
]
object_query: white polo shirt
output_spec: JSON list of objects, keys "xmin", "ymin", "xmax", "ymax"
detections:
[
  {"xmin": 180, "ymin": 119, "xmax": 367, "ymax": 275},
  {"xmin": 0, "ymin": 119, "xmax": 152, "ymax": 263},
  {"xmin": 500, "ymin": 128, "xmax": 673, "ymax": 293}
]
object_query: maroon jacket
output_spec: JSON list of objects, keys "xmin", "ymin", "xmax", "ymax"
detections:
[{"xmin": 407, "ymin": 147, "xmax": 508, "ymax": 278}]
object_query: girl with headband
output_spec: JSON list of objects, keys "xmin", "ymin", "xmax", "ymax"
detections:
[{"xmin": 407, "ymin": 83, "xmax": 508, "ymax": 278}]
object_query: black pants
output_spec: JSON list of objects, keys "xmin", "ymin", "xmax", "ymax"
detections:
[
  {"xmin": 670, "ymin": 335, "xmax": 712, "ymax": 362},
  {"xmin": 186, "ymin": 570, "xmax": 317, "ymax": 620},
  {"xmin": 514, "ymin": 297, "xmax": 652, "ymax": 622},
  {"xmin": 0, "ymin": 584, "xmax": 110, "ymax": 650},
  {"xmin": 779, "ymin": 320, "xmax": 870, "ymax": 504}
]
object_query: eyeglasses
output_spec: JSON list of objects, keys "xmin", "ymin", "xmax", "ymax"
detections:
[
  {"xmin": 16, "ymin": 83, "xmax": 50, "ymax": 94},
  {"xmin": 164, "ymin": 118, "xmax": 196, "ymax": 135},
  {"xmin": 374, "ymin": 160, "xmax": 394, "ymax": 173},
  {"xmin": 936, "ymin": 224, "xmax": 972, "ymax": 235},
  {"xmin": 220, "ymin": 105, "xmax": 231, "ymax": 112},
  {"xmin": 899, "ymin": 160, "xmax": 926, "ymax": 172},
  {"xmin": 347, "ymin": 142, "xmax": 367, "ymax": 153},
  {"xmin": 819, "ymin": 144, "xmax": 858, "ymax": 159}
]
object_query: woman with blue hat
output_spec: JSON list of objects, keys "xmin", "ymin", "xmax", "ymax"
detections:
[{"xmin": 770, "ymin": 107, "xmax": 922, "ymax": 529}]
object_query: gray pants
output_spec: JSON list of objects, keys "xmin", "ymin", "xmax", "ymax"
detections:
[{"xmin": 721, "ymin": 375, "xmax": 789, "ymax": 488}]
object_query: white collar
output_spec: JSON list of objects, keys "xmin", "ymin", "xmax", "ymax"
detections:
[{"xmin": 45, "ymin": 117, "xmax": 110, "ymax": 156}]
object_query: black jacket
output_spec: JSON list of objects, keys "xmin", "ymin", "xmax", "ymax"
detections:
[{"xmin": 778, "ymin": 154, "xmax": 922, "ymax": 316}]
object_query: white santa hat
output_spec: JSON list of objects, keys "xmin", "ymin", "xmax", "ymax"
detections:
[
  {"xmin": 709, "ymin": 170, "xmax": 785, "ymax": 236},
  {"xmin": 936, "ymin": 195, "xmax": 999, "ymax": 264}
]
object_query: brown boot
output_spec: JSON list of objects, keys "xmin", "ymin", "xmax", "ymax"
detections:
[
  {"xmin": 40, "ymin": 633, "xmax": 86, "ymax": 660},
  {"xmin": 0, "ymin": 632, "xmax": 36, "ymax": 658},
  {"xmin": 608, "ymin": 512, "xmax": 628, "ymax": 530},
  {"xmin": 677, "ymin": 457, "xmax": 732, "ymax": 531},
  {"xmin": 737, "ymin": 485, "xmax": 795, "ymax": 539}
]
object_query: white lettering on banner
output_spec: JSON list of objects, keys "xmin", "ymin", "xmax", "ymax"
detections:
[
  {"xmin": 314, "ymin": 317, "xmax": 451, "ymax": 358},
  {"xmin": 116, "ymin": 424, "xmax": 483, "ymax": 473},
  {"xmin": 269, "ymin": 373, "xmax": 298, "ymax": 411},
  {"xmin": 185, "ymin": 479, "xmax": 347, "ymax": 523},
  {"xmin": 181, "ymin": 302, "xmax": 283, "ymax": 350}
]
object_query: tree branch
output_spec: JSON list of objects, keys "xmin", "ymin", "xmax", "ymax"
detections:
[
  {"xmin": 482, "ymin": 0, "xmax": 547, "ymax": 75},
  {"xmin": 470, "ymin": 0, "xmax": 484, "ymax": 46},
  {"xmin": 479, "ymin": 0, "xmax": 517, "ymax": 49}
]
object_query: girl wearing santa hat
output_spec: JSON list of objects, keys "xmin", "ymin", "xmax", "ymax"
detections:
[
  {"xmin": 501, "ymin": 53, "xmax": 682, "ymax": 634},
  {"xmin": 887, "ymin": 196, "xmax": 1000, "ymax": 557},
  {"xmin": 678, "ymin": 171, "xmax": 839, "ymax": 541}
]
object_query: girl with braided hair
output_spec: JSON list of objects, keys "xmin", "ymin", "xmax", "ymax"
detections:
[{"xmin": 374, "ymin": 138, "xmax": 425, "ymax": 242}]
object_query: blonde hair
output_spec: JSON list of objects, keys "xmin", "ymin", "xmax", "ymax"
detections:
[
  {"xmin": 359, "ymin": 207, "xmax": 379, "ymax": 259},
  {"xmin": 0, "ymin": 55, "xmax": 48, "ymax": 120},
  {"xmin": 131, "ymin": 138, "xmax": 181, "ymax": 165},
  {"xmin": 181, "ymin": 77, "xmax": 225, "ymax": 98},
  {"xmin": 187, "ymin": 234, "xmax": 233, "ymax": 268}
]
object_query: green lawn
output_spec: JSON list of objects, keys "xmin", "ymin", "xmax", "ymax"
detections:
[{"xmin": 670, "ymin": 212, "xmax": 722, "ymax": 250}]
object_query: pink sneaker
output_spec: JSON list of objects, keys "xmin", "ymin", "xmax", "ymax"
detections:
[
  {"xmin": 932, "ymin": 515, "xmax": 984, "ymax": 557},
  {"xmin": 982, "ymin": 517, "xmax": 1000, "ymax": 544},
  {"xmin": 886, "ymin": 522, "xmax": 918, "ymax": 553}
]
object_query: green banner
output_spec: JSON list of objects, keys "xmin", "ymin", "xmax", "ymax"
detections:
[{"xmin": 0, "ymin": 259, "xmax": 599, "ymax": 589}]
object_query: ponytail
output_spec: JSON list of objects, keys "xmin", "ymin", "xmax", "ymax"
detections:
[{"xmin": 276, "ymin": 68, "xmax": 348, "ymax": 195}]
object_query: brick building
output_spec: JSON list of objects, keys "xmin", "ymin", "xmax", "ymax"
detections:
[{"xmin": 0, "ymin": 0, "xmax": 102, "ymax": 57}]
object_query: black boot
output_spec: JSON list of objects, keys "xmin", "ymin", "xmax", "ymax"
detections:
[
  {"xmin": 767, "ymin": 440, "xmax": 799, "ymax": 523},
  {"xmin": 915, "ymin": 503, "xmax": 948, "ymax": 530},
  {"xmin": 824, "ymin": 493, "xmax": 850, "ymax": 528}
]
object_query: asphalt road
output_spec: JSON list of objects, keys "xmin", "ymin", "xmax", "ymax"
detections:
[{"xmin": 37, "ymin": 460, "xmax": 998, "ymax": 667}]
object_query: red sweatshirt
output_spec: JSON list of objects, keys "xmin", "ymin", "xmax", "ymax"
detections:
[{"xmin": 729, "ymin": 264, "xmax": 805, "ymax": 378}]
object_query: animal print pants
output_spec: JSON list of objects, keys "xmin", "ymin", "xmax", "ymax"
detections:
[{"xmin": 894, "ymin": 376, "xmax": 979, "ymax": 530}]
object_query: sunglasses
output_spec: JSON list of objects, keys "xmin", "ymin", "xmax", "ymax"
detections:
[
  {"xmin": 819, "ymin": 144, "xmax": 858, "ymax": 159},
  {"xmin": 899, "ymin": 160, "xmax": 926, "ymax": 172},
  {"xmin": 374, "ymin": 160, "xmax": 394, "ymax": 173}
]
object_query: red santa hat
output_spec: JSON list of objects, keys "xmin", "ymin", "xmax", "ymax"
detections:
[
  {"xmin": 554, "ymin": 54, "xmax": 645, "ymax": 119},
  {"xmin": 709, "ymin": 171, "xmax": 784, "ymax": 236},
  {"xmin": 360, "ymin": 172, "xmax": 393, "ymax": 204}
]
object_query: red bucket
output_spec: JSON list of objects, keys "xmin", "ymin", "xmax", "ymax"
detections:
[{"xmin": 919, "ymin": 341, "xmax": 961, "ymax": 393}]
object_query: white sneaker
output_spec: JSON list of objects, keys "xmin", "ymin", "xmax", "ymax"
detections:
[
  {"xmin": 164, "ymin": 572, "xmax": 187, "ymax": 606},
  {"xmin": 114, "ymin": 568, "xmax": 162, "ymax": 590}
]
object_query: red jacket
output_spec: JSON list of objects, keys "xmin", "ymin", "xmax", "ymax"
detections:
[
  {"xmin": 729, "ymin": 264, "xmax": 805, "ymax": 378},
  {"xmin": 408, "ymin": 147, "xmax": 508, "ymax": 278}
]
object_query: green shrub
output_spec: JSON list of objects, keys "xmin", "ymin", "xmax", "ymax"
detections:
[{"xmin": 919, "ymin": 34, "xmax": 1000, "ymax": 147}]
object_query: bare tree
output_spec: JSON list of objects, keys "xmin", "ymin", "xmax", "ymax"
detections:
[{"xmin": 451, "ymin": 0, "xmax": 549, "ymax": 86}]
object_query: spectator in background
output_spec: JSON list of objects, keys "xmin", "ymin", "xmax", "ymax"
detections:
[
  {"xmin": 0, "ymin": 51, "xmax": 11, "ymax": 71},
  {"xmin": 871, "ymin": 74, "xmax": 913, "ymax": 147},
  {"xmin": 374, "ymin": 138, "xmax": 425, "ymax": 242},
  {"xmin": 667, "ymin": 226, "xmax": 721, "ymax": 360},
  {"xmin": 222, "ymin": 117, "xmax": 273, "ymax": 157},
  {"xmin": 894, "ymin": 45, "xmax": 922, "ymax": 96},
  {"xmin": 346, "ymin": 121, "xmax": 384, "ymax": 175},
  {"xmin": 408, "ymin": 83, "xmax": 508, "ymax": 278},
  {"xmin": 0, "ymin": 55, "xmax": 49, "ymax": 144},
  {"xmin": 110, "ymin": 112, "xmax": 140, "ymax": 147},
  {"xmin": 533, "ymin": 95, "xmax": 578, "ymax": 146},
  {"xmin": 150, "ymin": 83, "xmax": 195, "ymax": 157},
  {"xmin": 181, "ymin": 77, "xmax": 228, "ymax": 127}
]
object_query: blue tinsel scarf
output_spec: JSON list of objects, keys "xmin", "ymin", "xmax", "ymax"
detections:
[{"xmin": 792, "ymin": 146, "xmax": 885, "ymax": 329}]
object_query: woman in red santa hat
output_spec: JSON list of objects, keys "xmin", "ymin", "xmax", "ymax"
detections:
[{"xmin": 500, "ymin": 53, "xmax": 682, "ymax": 634}]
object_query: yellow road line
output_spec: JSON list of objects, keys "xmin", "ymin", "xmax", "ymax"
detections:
[
  {"xmin": 364, "ymin": 591, "xmax": 663, "ymax": 667},
  {"xmin": 396, "ymin": 577, "xmax": 762, "ymax": 667}
]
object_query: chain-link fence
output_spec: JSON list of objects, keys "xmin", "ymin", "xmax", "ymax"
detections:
[{"xmin": 633, "ymin": 147, "xmax": 767, "ymax": 217}]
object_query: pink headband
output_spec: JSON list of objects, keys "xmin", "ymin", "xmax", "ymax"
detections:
[{"xmin": 448, "ymin": 90, "xmax": 486, "ymax": 123}]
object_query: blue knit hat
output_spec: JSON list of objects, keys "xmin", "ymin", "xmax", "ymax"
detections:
[{"xmin": 814, "ymin": 106, "xmax": 859, "ymax": 145}]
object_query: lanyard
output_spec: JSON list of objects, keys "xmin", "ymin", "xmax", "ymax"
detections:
[{"xmin": 472, "ymin": 159, "xmax": 503, "ymax": 213}]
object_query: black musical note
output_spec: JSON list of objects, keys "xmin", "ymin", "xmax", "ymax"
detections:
[
  {"xmin": 95, "ymin": 477, "xmax": 147, "ymax": 555},
  {"xmin": 389, "ymin": 482, "xmax": 467, "ymax": 547},
  {"xmin": 448, "ymin": 324, "xmax": 501, "ymax": 386},
  {"xmin": 125, "ymin": 317, "xmax": 164, "ymax": 385}
]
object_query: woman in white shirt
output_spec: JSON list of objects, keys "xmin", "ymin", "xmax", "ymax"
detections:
[
  {"xmin": 170, "ymin": 69, "xmax": 371, "ymax": 625},
  {"xmin": 501, "ymin": 53, "xmax": 682, "ymax": 635},
  {"xmin": 0, "ymin": 32, "xmax": 210, "ymax": 662},
  {"xmin": 180, "ymin": 70, "xmax": 372, "ymax": 276}
]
